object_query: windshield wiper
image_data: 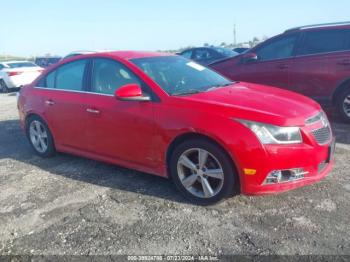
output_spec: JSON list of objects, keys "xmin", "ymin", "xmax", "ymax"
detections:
[
  {"xmin": 206, "ymin": 82, "xmax": 235, "ymax": 91},
  {"xmin": 171, "ymin": 82, "xmax": 236, "ymax": 96},
  {"xmin": 172, "ymin": 89, "xmax": 204, "ymax": 96}
]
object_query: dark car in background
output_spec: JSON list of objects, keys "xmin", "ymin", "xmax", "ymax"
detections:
[
  {"xmin": 34, "ymin": 57, "xmax": 61, "ymax": 68},
  {"xmin": 233, "ymin": 47, "xmax": 249, "ymax": 54},
  {"xmin": 178, "ymin": 47, "xmax": 238, "ymax": 66},
  {"xmin": 209, "ymin": 22, "xmax": 350, "ymax": 123}
]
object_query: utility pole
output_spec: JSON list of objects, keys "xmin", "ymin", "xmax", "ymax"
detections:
[{"xmin": 233, "ymin": 24, "xmax": 237, "ymax": 47}]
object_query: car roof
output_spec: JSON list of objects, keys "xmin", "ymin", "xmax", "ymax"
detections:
[
  {"xmin": 66, "ymin": 50, "xmax": 102, "ymax": 55},
  {"xmin": 77, "ymin": 50, "xmax": 174, "ymax": 60},
  {"xmin": 285, "ymin": 21, "xmax": 350, "ymax": 33},
  {"xmin": 180, "ymin": 46, "xmax": 232, "ymax": 52}
]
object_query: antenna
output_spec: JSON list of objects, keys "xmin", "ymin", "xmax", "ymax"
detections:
[{"xmin": 233, "ymin": 24, "xmax": 237, "ymax": 46}]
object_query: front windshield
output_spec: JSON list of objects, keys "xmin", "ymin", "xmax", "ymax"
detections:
[{"xmin": 131, "ymin": 56, "xmax": 232, "ymax": 95}]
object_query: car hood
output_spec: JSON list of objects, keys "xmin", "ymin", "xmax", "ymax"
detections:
[{"xmin": 177, "ymin": 82, "xmax": 321, "ymax": 126}]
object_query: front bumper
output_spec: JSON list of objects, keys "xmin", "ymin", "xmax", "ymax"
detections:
[
  {"xmin": 243, "ymin": 160, "xmax": 333, "ymax": 195},
  {"xmin": 238, "ymin": 138, "xmax": 335, "ymax": 195}
]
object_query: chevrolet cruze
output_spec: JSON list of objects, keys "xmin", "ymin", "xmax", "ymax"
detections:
[{"xmin": 18, "ymin": 51, "xmax": 335, "ymax": 205}]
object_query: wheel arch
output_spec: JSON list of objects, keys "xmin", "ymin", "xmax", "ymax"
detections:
[
  {"xmin": 332, "ymin": 77, "xmax": 350, "ymax": 105},
  {"xmin": 165, "ymin": 132, "xmax": 240, "ymax": 181},
  {"xmin": 25, "ymin": 112, "xmax": 45, "ymax": 128},
  {"xmin": 24, "ymin": 112, "xmax": 56, "ymax": 142}
]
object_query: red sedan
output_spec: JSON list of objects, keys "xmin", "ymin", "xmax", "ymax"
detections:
[{"xmin": 18, "ymin": 51, "xmax": 335, "ymax": 205}]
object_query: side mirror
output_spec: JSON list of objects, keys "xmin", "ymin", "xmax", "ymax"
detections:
[
  {"xmin": 241, "ymin": 52, "xmax": 258, "ymax": 64},
  {"xmin": 115, "ymin": 84, "xmax": 151, "ymax": 102}
]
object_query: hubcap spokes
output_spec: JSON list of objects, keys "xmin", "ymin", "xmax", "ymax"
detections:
[
  {"xmin": 343, "ymin": 95, "xmax": 350, "ymax": 117},
  {"xmin": 177, "ymin": 148, "xmax": 224, "ymax": 198},
  {"xmin": 29, "ymin": 121, "xmax": 48, "ymax": 153}
]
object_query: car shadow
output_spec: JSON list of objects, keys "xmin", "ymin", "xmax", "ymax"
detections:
[
  {"xmin": 2, "ymin": 88, "xmax": 20, "ymax": 95},
  {"xmin": 0, "ymin": 119, "xmax": 187, "ymax": 204},
  {"xmin": 1, "ymin": 117, "xmax": 349, "ymax": 206},
  {"xmin": 328, "ymin": 115, "xmax": 350, "ymax": 145}
]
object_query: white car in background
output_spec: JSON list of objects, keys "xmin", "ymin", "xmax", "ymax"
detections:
[{"xmin": 0, "ymin": 61, "xmax": 43, "ymax": 93}]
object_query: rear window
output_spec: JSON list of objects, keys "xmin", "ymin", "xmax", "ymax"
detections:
[
  {"xmin": 298, "ymin": 29, "xmax": 350, "ymax": 56},
  {"xmin": 213, "ymin": 47, "xmax": 238, "ymax": 57},
  {"xmin": 180, "ymin": 50, "xmax": 192, "ymax": 59},
  {"xmin": 6, "ymin": 62, "xmax": 38, "ymax": 68},
  {"xmin": 55, "ymin": 60, "xmax": 87, "ymax": 91},
  {"xmin": 37, "ymin": 59, "xmax": 87, "ymax": 91}
]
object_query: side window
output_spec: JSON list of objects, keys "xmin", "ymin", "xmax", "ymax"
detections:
[
  {"xmin": 36, "ymin": 70, "xmax": 56, "ymax": 88},
  {"xmin": 256, "ymin": 35, "xmax": 297, "ymax": 61},
  {"xmin": 298, "ymin": 30, "xmax": 349, "ymax": 56},
  {"xmin": 209, "ymin": 50, "xmax": 222, "ymax": 59},
  {"xmin": 55, "ymin": 60, "xmax": 87, "ymax": 91},
  {"xmin": 0, "ymin": 64, "xmax": 4, "ymax": 70},
  {"xmin": 181, "ymin": 50, "xmax": 192, "ymax": 59},
  {"xmin": 91, "ymin": 58, "xmax": 141, "ymax": 95},
  {"xmin": 193, "ymin": 49, "xmax": 211, "ymax": 60},
  {"xmin": 46, "ymin": 71, "xmax": 56, "ymax": 89}
]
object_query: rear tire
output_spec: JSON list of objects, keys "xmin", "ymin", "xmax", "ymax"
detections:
[
  {"xmin": 336, "ymin": 88, "xmax": 350, "ymax": 123},
  {"xmin": 169, "ymin": 138, "xmax": 239, "ymax": 205},
  {"xmin": 26, "ymin": 115, "xmax": 56, "ymax": 158},
  {"xmin": 0, "ymin": 80, "xmax": 9, "ymax": 93}
]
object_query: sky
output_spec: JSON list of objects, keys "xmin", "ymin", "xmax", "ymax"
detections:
[{"xmin": 2, "ymin": 0, "xmax": 350, "ymax": 56}]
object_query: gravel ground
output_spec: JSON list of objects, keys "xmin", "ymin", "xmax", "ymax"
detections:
[{"xmin": 0, "ymin": 92, "xmax": 349, "ymax": 256}]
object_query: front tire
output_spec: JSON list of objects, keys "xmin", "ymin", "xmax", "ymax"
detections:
[
  {"xmin": 336, "ymin": 88, "xmax": 350, "ymax": 123},
  {"xmin": 0, "ymin": 80, "xmax": 9, "ymax": 93},
  {"xmin": 26, "ymin": 115, "xmax": 56, "ymax": 157},
  {"xmin": 170, "ymin": 139, "xmax": 239, "ymax": 205}
]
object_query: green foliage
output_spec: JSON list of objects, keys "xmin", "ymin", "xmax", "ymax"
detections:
[{"xmin": 0, "ymin": 55, "xmax": 33, "ymax": 62}]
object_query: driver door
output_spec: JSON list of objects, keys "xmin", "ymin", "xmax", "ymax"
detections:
[{"xmin": 84, "ymin": 58, "xmax": 158, "ymax": 168}]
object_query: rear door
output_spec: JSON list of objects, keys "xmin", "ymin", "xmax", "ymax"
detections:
[
  {"xmin": 36, "ymin": 59, "xmax": 90, "ymax": 150},
  {"xmin": 237, "ymin": 33, "xmax": 299, "ymax": 89},
  {"xmin": 289, "ymin": 29, "xmax": 350, "ymax": 104}
]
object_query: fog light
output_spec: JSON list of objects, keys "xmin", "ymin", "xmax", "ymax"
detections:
[
  {"xmin": 265, "ymin": 170, "xmax": 282, "ymax": 184},
  {"xmin": 264, "ymin": 168, "xmax": 308, "ymax": 184}
]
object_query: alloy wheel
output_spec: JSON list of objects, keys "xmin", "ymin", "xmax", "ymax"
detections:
[
  {"xmin": 29, "ymin": 120, "xmax": 48, "ymax": 153},
  {"xmin": 177, "ymin": 148, "xmax": 224, "ymax": 198},
  {"xmin": 0, "ymin": 81, "xmax": 8, "ymax": 93},
  {"xmin": 343, "ymin": 94, "xmax": 350, "ymax": 117}
]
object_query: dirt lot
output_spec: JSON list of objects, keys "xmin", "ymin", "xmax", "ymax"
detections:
[{"xmin": 0, "ymin": 92, "xmax": 349, "ymax": 256}]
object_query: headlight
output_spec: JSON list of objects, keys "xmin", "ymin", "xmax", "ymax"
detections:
[{"xmin": 237, "ymin": 119, "xmax": 302, "ymax": 144}]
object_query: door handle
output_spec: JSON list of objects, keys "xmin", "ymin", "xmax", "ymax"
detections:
[
  {"xmin": 277, "ymin": 64, "xmax": 289, "ymax": 69},
  {"xmin": 86, "ymin": 108, "xmax": 100, "ymax": 114},
  {"xmin": 45, "ymin": 100, "xmax": 55, "ymax": 106},
  {"xmin": 337, "ymin": 60, "xmax": 350, "ymax": 66}
]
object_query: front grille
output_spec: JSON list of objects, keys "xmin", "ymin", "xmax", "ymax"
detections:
[{"xmin": 312, "ymin": 126, "xmax": 331, "ymax": 145}]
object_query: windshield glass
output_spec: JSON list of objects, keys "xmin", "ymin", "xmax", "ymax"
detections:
[
  {"xmin": 131, "ymin": 56, "xmax": 232, "ymax": 95},
  {"xmin": 213, "ymin": 47, "xmax": 238, "ymax": 57},
  {"xmin": 7, "ymin": 62, "xmax": 38, "ymax": 68}
]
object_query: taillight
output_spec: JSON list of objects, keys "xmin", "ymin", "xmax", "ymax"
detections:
[{"xmin": 7, "ymin": 71, "xmax": 22, "ymax": 77}]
